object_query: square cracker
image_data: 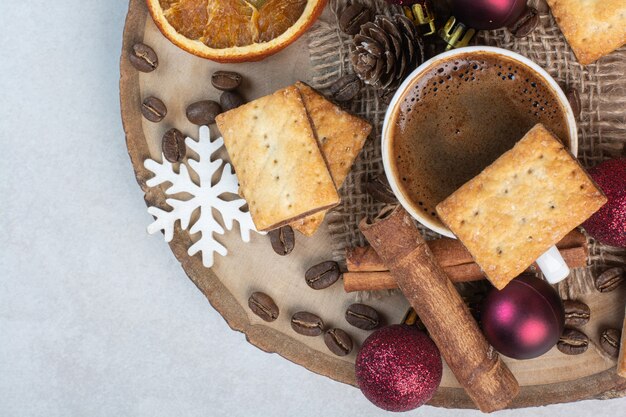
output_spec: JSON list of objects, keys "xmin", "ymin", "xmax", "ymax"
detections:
[
  {"xmin": 216, "ymin": 85, "xmax": 340, "ymax": 232},
  {"xmin": 436, "ymin": 124, "xmax": 606, "ymax": 289},
  {"xmin": 290, "ymin": 82, "xmax": 372, "ymax": 236},
  {"xmin": 546, "ymin": 0, "xmax": 626, "ymax": 65}
]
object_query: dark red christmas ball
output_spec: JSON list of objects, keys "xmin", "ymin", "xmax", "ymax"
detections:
[
  {"xmin": 355, "ymin": 325, "xmax": 442, "ymax": 412},
  {"xmin": 582, "ymin": 158, "xmax": 626, "ymax": 247},
  {"xmin": 450, "ymin": 0, "xmax": 527, "ymax": 29},
  {"xmin": 481, "ymin": 275, "xmax": 564, "ymax": 359}
]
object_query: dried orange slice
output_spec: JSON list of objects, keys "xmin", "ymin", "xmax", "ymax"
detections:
[{"xmin": 147, "ymin": 0, "xmax": 328, "ymax": 62}]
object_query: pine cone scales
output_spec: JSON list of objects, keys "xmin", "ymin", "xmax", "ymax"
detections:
[{"xmin": 350, "ymin": 15, "xmax": 424, "ymax": 91}]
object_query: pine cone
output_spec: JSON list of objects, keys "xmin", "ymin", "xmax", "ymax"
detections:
[{"xmin": 350, "ymin": 15, "xmax": 424, "ymax": 93}]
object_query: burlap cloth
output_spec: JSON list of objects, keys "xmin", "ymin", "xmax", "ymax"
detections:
[{"xmin": 307, "ymin": 0, "xmax": 626, "ymax": 298}]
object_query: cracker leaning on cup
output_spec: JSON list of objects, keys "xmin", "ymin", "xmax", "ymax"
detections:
[{"xmin": 436, "ymin": 124, "xmax": 607, "ymax": 289}]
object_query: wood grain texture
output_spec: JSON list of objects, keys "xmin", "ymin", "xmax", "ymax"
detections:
[{"xmin": 120, "ymin": 0, "xmax": 626, "ymax": 409}]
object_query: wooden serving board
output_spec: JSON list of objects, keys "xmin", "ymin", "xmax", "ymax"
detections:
[{"xmin": 120, "ymin": 0, "xmax": 626, "ymax": 408}]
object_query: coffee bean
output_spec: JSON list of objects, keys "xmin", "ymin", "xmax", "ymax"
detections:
[
  {"xmin": 268, "ymin": 226, "xmax": 295, "ymax": 256},
  {"xmin": 557, "ymin": 328, "xmax": 589, "ymax": 355},
  {"xmin": 594, "ymin": 267, "xmax": 624, "ymax": 293},
  {"xmin": 141, "ymin": 96, "xmax": 167, "ymax": 122},
  {"xmin": 329, "ymin": 74, "xmax": 362, "ymax": 102},
  {"xmin": 507, "ymin": 6, "xmax": 539, "ymax": 38},
  {"xmin": 324, "ymin": 328, "xmax": 353, "ymax": 356},
  {"xmin": 345, "ymin": 303, "xmax": 380, "ymax": 330},
  {"xmin": 339, "ymin": 4, "xmax": 373, "ymax": 35},
  {"xmin": 305, "ymin": 261, "xmax": 341, "ymax": 290},
  {"xmin": 220, "ymin": 91, "xmax": 246, "ymax": 112},
  {"xmin": 291, "ymin": 311, "xmax": 324, "ymax": 336},
  {"xmin": 566, "ymin": 87, "xmax": 581, "ymax": 120},
  {"xmin": 563, "ymin": 300, "xmax": 590, "ymax": 327},
  {"xmin": 600, "ymin": 328, "xmax": 621, "ymax": 358},
  {"xmin": 186, "ymin": 100, "xmax": 222, "ymax": 126},
  {"xmin": 129, "ymin": 43, "xmax": 158, "ymax": 72},
  {"xmin": 248, "ymin": 292, "xmax": 279, "ymax": 322},
  {"xmin": 365, "ymin": 174, "xmax": 397, "ymax": 204},
  {"xmin": 161, "ymin": 128, "xmax": 186, "ymax": 163},
  {"xmin": 212, "ymin": 71, "xmax": 243, "ymax": 91}
]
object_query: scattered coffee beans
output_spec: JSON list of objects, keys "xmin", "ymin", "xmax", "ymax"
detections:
[
  {"xmin": 305, "ymin": 261, "xmax": 341, "ymax": 290},
  {"xmin": 600, "ymin": 328, "xmax": 621, "ymax": 358},
  {"xmin": 186, "ymin": 100, "xmax": 222, "ymax": 125},
  {"xmin": 291, "ymin": 311, "xmax": 324, "ymax": 336},
  {"xmin": 563, "ymin": 300, "xmax": 590, "ymax": 327},
  {"xmin": 268, "ymin": 226, "xmax": 295, "ymax": 256},
  {"xmin": 594, "ymin": 267, "xmax": 624, "ymax": 293},
  {"xmin": 365, "ymin": 174, "xmax": 397, "ymax": 204},
  {"xmin": 220, "ymin": 91, "xmax": 245, "ymax": 112},
  {"xmin": 329, "ymin": 74, "xmax": 362, "ymax": 102},
  {"xmin": 162, "ymin": 128, "xmax": 186, "ymax": 163},
  {"xmin": 339, "ymin": 4, "xmax": 373, "ymax": 35},
  {"xmin": 345, "ymin": 303, "xmax": 380, "ymax": 330},
  {"xmin": 129, "ymin": 43, "xmax": 158, "ymax": 72},
  {"xmin": 324, "ymin": 328, "xmax": 353, "ymax": 356},
  {"xmin": 212, "ymin": 71, "xmax": 243, "ymax": 91},
  {"xmin": 248, "ymin": 292, "xmax": 279, "ymax": 322},
  {"xmin": 141, "ymin": 96, "xmax": 167, "ymax": 122},
  {"xmin": 557, "ymin": 328, "xmax": 589, "ymax": 355}
]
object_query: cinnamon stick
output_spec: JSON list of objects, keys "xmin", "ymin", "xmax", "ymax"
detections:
[
  {"xmin": 346, "ymin": 230, "xmax": 588, "ymax": 272},
  {"xmin": 360, "ymin": 205, "xmax": 519, "ymax": 412},
  {"xmin": 344, "ymin": 264, "xmax": 482, "ymax": 293},
  {"xmin": 344, "ymin": 246, "xmax": 588, "ymax": 292}
]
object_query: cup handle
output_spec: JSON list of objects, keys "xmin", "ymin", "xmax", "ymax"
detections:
[{"xmin": 536, "ymin": 245, "xmax": 570, "ymax": 284}]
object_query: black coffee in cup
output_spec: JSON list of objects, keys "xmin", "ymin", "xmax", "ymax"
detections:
[{"xmin": 390, "ymin": 52, "xmax": 570, "ymax": 227}]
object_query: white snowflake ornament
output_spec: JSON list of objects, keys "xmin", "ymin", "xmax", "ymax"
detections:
[{"xmin": 144, "ymin": 125, "xmax": 261, "ymax": 268}]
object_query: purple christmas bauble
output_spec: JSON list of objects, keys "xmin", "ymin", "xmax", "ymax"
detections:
[
  {"xmin": 450, "ymin": 0, "xmax": 527, "ymax": 30},
  {"xmin": 481, "ymin": 275, "xmax": 564, "ymax": 359},
  {"xmin": 356, "ymin": 325, "xmax": 442, "ymax": 412}
]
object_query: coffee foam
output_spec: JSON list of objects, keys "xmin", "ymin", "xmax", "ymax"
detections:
[{"xmin": 390, "ymin": 52, "xmax": 569, "ymax": 227}]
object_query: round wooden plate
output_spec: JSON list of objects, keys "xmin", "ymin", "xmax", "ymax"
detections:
[{"xmin": 120, "ymin": 0, "xmax": 626, "ymax": 408}]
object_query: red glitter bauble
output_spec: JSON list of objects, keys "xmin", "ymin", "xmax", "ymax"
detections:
[
  {"xmin": 482, "ymin": 275, "xmax": 564, "ymax": 359},
  {"xmin": 355, "ymin": 325, "xmax": 442, "ymax": 412},
  {"xmin": 583, "ymin": 158, "xmax": 626, "ymax": 247}
]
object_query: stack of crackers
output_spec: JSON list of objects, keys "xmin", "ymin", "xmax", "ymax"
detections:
[
  {"xmin": 216, "ymin": 82, "xmax": 372, "ymax": 235},
  {"xmin": 436, "ymin": 124, "xmax": 607, "ymax": 289}
]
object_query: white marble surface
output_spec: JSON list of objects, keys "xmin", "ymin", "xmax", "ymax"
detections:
[{"xmin": 0, "ymin": 1, "xmax": 623, "ymax": 416}]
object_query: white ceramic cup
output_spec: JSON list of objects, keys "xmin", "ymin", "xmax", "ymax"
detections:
[{"xmin": 381, "ymin": 46, "xmax": 579, "ymax": 284}]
